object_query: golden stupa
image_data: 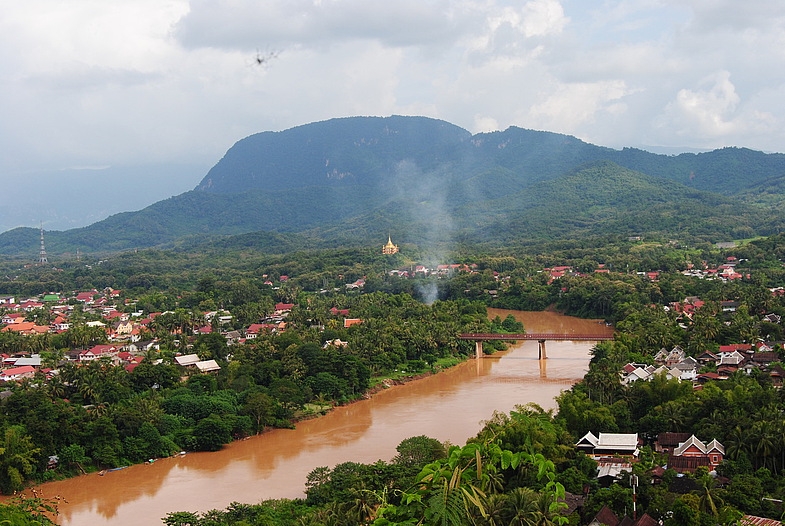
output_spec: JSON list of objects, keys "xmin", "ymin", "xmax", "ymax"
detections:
[{"xmin": 382, "ymin": 235, "xmax": 399, "ymax": 255}]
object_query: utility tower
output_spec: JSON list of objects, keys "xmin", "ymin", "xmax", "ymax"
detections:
[{"xmin": 39, "ymin": 223, "xmax": 48, "ymax": 264}]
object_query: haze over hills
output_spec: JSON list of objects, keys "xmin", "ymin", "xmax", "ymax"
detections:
[
  {"xmin": 2, "ymin": 115, "xmax": 785, "ymax": 258},
  {"xmin": 0, "ymin": 164, "xmax": 203, "ymax": 234}
]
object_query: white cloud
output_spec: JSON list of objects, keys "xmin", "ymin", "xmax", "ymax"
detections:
[
  {"xmin": 528, "ymin": 80, "xmax": 632, "ymax": 133},
  {"xmin": 2, "ymin": 0, "xmax": 785, "ymax": 230},
  {"xmin": 672, "ymin": 71, "xmax": 741, "ymax": 136},
  {"xmin": 175, "ymin": 0, "xmax": 473, "ymax": 49},
  {"xmin": 659, "ymin": 71, "xmax": 779, "ymax": 145}
]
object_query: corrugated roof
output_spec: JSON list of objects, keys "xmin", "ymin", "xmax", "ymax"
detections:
[
  {"xmin": 741, "ymin": 516, "xmax": 782, "ymax": 526},
  {"xmin": 195, "ymin": 359, "xmax": 221, "ymax": 372},
  {"xmin": 598, "ymin": 433, "xmax": 638, "ymax": 447},
  {"xmin": 175, "ymin": 354, "xmax": 200, "ymax": 366}
]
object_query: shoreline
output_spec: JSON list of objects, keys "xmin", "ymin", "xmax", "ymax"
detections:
[
  {"xmin": 17, "ymin": 356, "xmax": 471, "ymax": 502},
  {"xmin": 22, "ymin": 319, "xmax": 599, "ymax": 525}
]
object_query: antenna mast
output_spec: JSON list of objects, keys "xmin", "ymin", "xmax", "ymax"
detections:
[{"xmin": 39, "ymin": 222, "xmax": 48, "ymax": 264}]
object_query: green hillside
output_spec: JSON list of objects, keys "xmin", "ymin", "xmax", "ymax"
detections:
[{"xmin": 2, "ymin": 116, "xmax": 785, "ymax": 258}]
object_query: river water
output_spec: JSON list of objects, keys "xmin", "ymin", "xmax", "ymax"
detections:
[{"xmin": 34, "ymin": 309, "xmax": 612, "ymax": 525}]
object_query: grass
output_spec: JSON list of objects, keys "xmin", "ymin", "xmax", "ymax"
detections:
[{"xmin": 368, "ymin": 355, "xmax": 468, "ymax": 387}]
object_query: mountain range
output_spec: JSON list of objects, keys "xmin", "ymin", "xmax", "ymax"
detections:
[{"xmin": 2, "ymin": 115, "xmax": 785, "ymax": 257}]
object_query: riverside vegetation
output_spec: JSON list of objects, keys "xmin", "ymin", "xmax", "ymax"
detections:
[{"xmin": 1, "ymin": 233, "xmax": 785, "ymax": 524}]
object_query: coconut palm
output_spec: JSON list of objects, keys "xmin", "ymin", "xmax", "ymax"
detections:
[
  {"xmin": 696, "ymin": 468, "xmax": 723, "ymax": 517},
  {"xmin": 505, "ymin": 487, "xmax": 543, "ymax": 526}
]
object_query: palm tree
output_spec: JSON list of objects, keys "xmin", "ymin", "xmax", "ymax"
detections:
[
  {"xmin": 77, "ymin": 367, "xmax": 102, "ymax": 405},
  {"xmin": 505, "ymin": 487, "xmax": 543, "ymax": 526},
  {"xmin": 46, "ymin": 374, "xmax": 67, "ymax": 400},
  {"xmin": 751, "ymin": 420, "xmax": 778, "ymax": 472},
  {"xmin": 479, "ymin": 493, "xmax": 507, "ymax": 526},
  {"xmin": 345, "ymin": 487, "xmax": 383, "ymax": 525},
  {"xmin": 696, "ymin": 469, "xmax": 723, "ymax": 517}
]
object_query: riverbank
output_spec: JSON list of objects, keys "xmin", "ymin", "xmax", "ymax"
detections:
[{"xmin": 28, "ymin": 310, "xmax": 611, "ymax": 525}]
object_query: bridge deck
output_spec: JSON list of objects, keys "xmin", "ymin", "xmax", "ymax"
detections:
[{"xmin": 458, "ymin": 333, "xmax": 613, "ymax": 341}]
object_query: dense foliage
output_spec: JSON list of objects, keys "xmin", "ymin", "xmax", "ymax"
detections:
[
  {"xmin": 0, "ymin": 290, "xmax": 491, "ymax": 496},
  {"xmin": 2, "ymin": 232, "xmax": 785, "ymax": 524}
]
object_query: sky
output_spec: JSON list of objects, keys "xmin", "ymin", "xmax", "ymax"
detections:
[{"xmin": 2, "ymin": 0, "xmax": 784, "ymax": 232}]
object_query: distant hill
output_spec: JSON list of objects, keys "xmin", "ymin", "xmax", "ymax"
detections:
[{"xmin": 2, "ymin": 115, "xmax": 785, "ymax": 257}]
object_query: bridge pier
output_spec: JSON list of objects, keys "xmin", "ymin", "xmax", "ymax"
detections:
[{"xmin": 458, "ymin": 333, "xmax": 612, "ymax": 361}]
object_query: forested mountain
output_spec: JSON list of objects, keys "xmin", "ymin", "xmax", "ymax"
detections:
[{"xmin": 2, "ymin": 116, "xmax": 785, "ymax": 257}]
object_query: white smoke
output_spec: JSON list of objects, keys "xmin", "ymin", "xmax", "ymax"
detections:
[{"xmin": 391, "ymin": 160, "xmax": 454, "ymax": 305}]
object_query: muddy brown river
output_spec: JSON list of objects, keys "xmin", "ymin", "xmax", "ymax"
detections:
[{"xmin": 33, "ymin": 310, "xmax": 612, "ymax": 525}]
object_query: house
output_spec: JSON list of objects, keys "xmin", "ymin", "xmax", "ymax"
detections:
[
  {"xmin": 175, "ymin": 354, "xmax": 200, "ymax": 367},
  {"xmin": 124, "ymin": 361, "xmax": 143, "ymax": 373},
  {"xmin": 696, "ymin": 350, "xmax": 718, "ymax": 365},
  {"xmin": 589, "ymin": 506, "xmax": 619, "ymax": 526},
  {"xmin": 666, "ymin": 346, "xmax": 686, "ymax": 367},
  {"xmin": 669, "ymin": 435, "xmax": 724, "ymax": 473},
  {"xmin": 770, "ymin": 365, "xmax": 785, "ymax": 388},
  {"xmin": 134, "ymin": 340, "xmax": 160, "ymax": 353},
  {"xmin": 741, "ymin": 515, "xmax": 785, "ymax": 526},
  {"xmin": 1, "ymin": 313, "xmax": 25, "ymax": 325},
  {"xmin": 620, "ymin": 364, "xmax": 676, "ymax": 385},
  {"xmin": 717, "ymin": 350, "xmax": 746, "ymax": 366},
  {"xmin": 621, "ymin": 364, "xmax": 654, "ymax": 385},
  {"xmin": 717, "ymin": 364, "xmax": 740, "ymax": 376},
  {"xmin": 721, "ymin": 300, "xmax": 740, "ymax": 311},
  {"xmin": 194, "ymin": 325, "xmax": 212, "ymax": 335},
  {"xmin": 195, "ymin": 360, "xmax": 221, "ymax": 373},
  {"xmin": 245, "ymin": 323, "xmax": 279, "ymax": 338},
  {"xmin": 673, "ymin": 356, "xmax": 699, "ymax": 380},
  {"xmin": 75, "ymin": 290, "xmax": 100, "ymax": 303},
  {"xmin": 344, "ymin": 318, "xmax": 363, "ymax": 328},
  {"xmin": 719, "ymin": 343, "xmax": 752, "ymax": 354},
  {"xmin": 13, "ymin": 355, "xmax": 42, "ymax": 368},
  {"xmin": 224, "ymin": 330, "xmax": 242, "ymax": 345},
  {"xmin": 78, "ymin": 344, "xmax": 119, "ymax": 362},
  {"xmin": 0, "ymin": 365, "xmax": 36, "ymax": 382},
  {"xmin": 750, "ymin": 352, "xmax": 779, "ymax": 366},
  {"xmin": 596, "ymin": 458, "xmax": 632, "ymax": 486},
  {"xmin": 655, "ymin": 432, "xmax": 691, "ymax": 455},
  {"xmin": 346, "ymin": 278, "xmax": 366, "ymax": 289},
  {"xmin": 5, "ymin": 322, "xmax": 50, "ymax": 336},
  {"xmin": 18, "ymin": 300, "xmax": 44, "ymax": 311},
  {"xmin": 696, "ymin": 372, "xmax": 729, "ymax": 384},
  {"xmin": 117, "ymin": 352, "xmax": 134, "ymax": 363},
  {"xmin": 52, "ymin": 316, "xmax": 71, "ymax": 331},
  {"xmin": 274, "ymin": 303, "xmax": 295, "ymax": 315},
  {"xmin": 575, "ymin": 432, "xmax": 640, "ymax": 458},
  {"xmin": 653, "ymin": 348, "xmax": 669, "ymax": 364},
  {"xmin": 111, "ymin": 320, "xmax": 134, "ymax": 335}
]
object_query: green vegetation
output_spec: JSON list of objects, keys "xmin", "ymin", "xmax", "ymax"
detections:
[
  {"xmin": 0, "ymin": 287, "xmax": 491, "ymax": 495},
  {"xmin": 4, "ymin": 117, "xmax": 785, "ymax": 256},
  {"xmin": 2, "ymin": 229, "xmax": 785, "ymax": 524}
]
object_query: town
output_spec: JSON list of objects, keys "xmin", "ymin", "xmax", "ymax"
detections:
[{"xmin": 0, "ymin": 234, "xmax": 784, "ymax": 525}]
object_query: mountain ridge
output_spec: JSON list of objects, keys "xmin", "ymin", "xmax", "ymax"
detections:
[{"xmin": 2, "ymin": 115, "xmax": 785, "ymax": 257}]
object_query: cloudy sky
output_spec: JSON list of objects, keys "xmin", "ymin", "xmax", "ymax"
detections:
[{"xmin": 2, "ymin": 0, "xmax": 784, "ymax": 231}]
